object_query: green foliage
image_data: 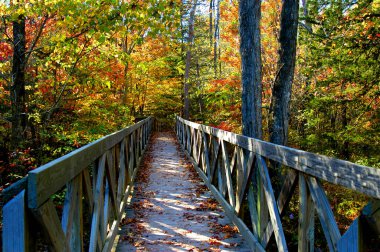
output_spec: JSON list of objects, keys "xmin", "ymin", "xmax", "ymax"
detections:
[
  {"xmin": 0, "ymin": 0, "xmax": 184, "ymax": 190},
  {"xmin": 292, "ymin": 0, "xmax": 380, "ymax": 164}
]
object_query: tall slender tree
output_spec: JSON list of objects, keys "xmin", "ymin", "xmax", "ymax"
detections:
[
  {"xmin": 239, "ymin": 0, "xmax": 262, "ymax": 139},
  {"xmin": 10, "ymin": 14, "xmax": 26, "ymax": 148},
  {"xmin": 183, "ymin": 0, "xmax": 198, "ymax": 119},
  {"xmin": 209, "ymin": 0, "xmax": 214, "ymax": 47},
  {"xmin": 269, "ymin": 0, "xmax": 299, "ymax": 146},
  {"xmin": 213, "ymin": 0, "xmax": 220, "ymax": 78}
]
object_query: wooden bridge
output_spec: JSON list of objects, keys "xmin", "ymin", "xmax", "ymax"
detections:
[{"xmin": 2, "ymin": 116, "xmax": 380, "ymax": 251}]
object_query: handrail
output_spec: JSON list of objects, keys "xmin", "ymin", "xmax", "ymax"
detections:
[
  {"xmin": 176, "ymin": 116, "xmax": 380, "ymax": 251},
  {"xmin": 3, "ymin": 117, "xmax": 154, "ymax": 251}
]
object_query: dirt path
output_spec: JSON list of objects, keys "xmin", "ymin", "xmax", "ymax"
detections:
[{"xmin": 114, "ymin": 132, "xmax": 250, "ymax": 252}]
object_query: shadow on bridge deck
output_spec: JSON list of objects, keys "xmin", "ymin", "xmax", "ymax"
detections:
[{"xmin": 113, "ymin": 132, "xmax": 250, "ymax": 251}]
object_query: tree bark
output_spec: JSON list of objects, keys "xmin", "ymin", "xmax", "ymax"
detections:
[
  {"xmin": 196, "ymin": 58, "xmax": 204, "ymax": 117},
  {"xmin": 11, "ymin": 15, "xmax": 26, "ymax": 148},
  {"xmin": 341, "ymin": 102, "xmax": 350, "ymax": 160},
  {"xmin": 213, "ymin": 0, "xmax": 220, "ymax": 78},
  {"xmin": 269, "ymin": 0, "xmax": 299, "ymax": 146},
  {"xmin": 209, "ymin": 0, "xmax": 214, "ymax": 47},
  {"xmin": 239, "ymin": 0, "xmax": 262, "ymax": 139},
  {"xmin": 183, "ymin": 0, "xmax": 197, "ymax": 120}
]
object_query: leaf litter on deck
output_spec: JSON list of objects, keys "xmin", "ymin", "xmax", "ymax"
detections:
[{"xmin": 114, "ymin": 132, "xmax": 250, "ymax": 252}]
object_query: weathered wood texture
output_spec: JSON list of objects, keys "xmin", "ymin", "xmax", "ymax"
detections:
[
  {"xmin": 3, "ymin": 191, "xmax": 30, "ymax": 252},
  {"xmin": 2, "ymin": 117, "xmax": 154, "ymax": 252},
  {"xmin": 176, "ymin": 116, "xmax": 380, "ymax": 252}
]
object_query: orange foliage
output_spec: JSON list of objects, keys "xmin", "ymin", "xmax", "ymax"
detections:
[{"xmin": 0, "ymin": 42, "xmax": 12, "ymax": 61}]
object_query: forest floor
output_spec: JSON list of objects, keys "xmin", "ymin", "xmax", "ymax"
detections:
[{"xmin": 113, "ymin": 132, "xmax": 250, "ymax": 252}]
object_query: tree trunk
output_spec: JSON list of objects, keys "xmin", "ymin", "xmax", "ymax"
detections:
[
  {"xmin": 239, "ymin": 0, "xmax": 262, "ymax": 139},
  {"xmin": 297, "ymin": 0, "xmax": 310, "ymax": 150},
  {"xmin": 209, "ymin": 0, "xmax": 214, "ymax": 47},
  {"xmin": 213, "ymin": 0, "xmax": 220, "ymax": 78},
  {"xmin": 11, "ymin": 15, "xmax": 26, "ymax": 148},
  {"xmin": 269, "ymin": 0, "xmax": 299, "ymax": 196},
  {"xmin": 341, "ymin": 102, "xmax": 350, "ymax": 160},
  {"xmin": 123, "ymin": 61, "xmax": 129, "ymax": 104},
  {"xmin": 183, "ymin": 0, "xmax": 197, "ymax": 120},
  {"xmin": 269, "ymin": 0, "xmax": 299, "ymax": 146},
  {"xmin": 196, "ymin": 58, "xmax": 204, "ymax": 117}
]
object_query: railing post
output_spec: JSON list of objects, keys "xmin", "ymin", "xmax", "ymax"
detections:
[
  {"xmin": 298, "ymin": 174, "xmax": 315, "ymax": 252},
  {"xmin": 3, "ymin": 190, "xmax": 31, "ymax": 252}
]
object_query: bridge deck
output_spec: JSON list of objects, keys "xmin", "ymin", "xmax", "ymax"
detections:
[{"xmin": 114, "ymin": 132, "xmax": 250, "ymax": 251}]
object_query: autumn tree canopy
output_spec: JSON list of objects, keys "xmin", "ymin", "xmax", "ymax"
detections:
[{"xmin": 0, "ymin": 0, "xmax": 379, "ymax": 188}]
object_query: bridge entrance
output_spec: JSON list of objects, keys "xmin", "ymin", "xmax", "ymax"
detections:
[
  {"xmin": 2, "ymin": 117, "xmax": 379, "ymax": 251},
  {"xmin": 115, "ymin": 132, "xmax": 250, "ymax": 251}
]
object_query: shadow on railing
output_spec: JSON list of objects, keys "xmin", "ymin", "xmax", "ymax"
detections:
[
  {"xmin": 2, "ymin": 117, "xmax": 154, "ymax": 251},
  {"xmin": 176, "ymin": 116, "xmax": 380, "ymax": 252}
]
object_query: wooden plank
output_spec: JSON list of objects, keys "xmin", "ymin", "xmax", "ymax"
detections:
[
  {"xmin": 257, "ymin": 162, "xmax": 268, "ymax": 242},
  {"xmin": 181, "ymin": 122, "xmax": 185, "ymax": 145},
  {"xmin": 237, "ymin": 151, "xmax": 255, "ymax": 214},
  {"xmin": 92, "ymin": 160, "xmax": 98, "ymax": 204},
  {"xmin": 176, "ymin": 117, "xmax": 380, "ymax": 199},
  {"xmin": 210, "ymin": 137, "xmax": 221, "ymax": 182},
  {"xmin": 190, "ymin": 127, "xmax": 196, "ymax": 159},
  {"xmin": 114, "ymin": 143, "xmax": 120, "ymax": 176},
  {"xmin": 337, "ymin": 218, "xmax": 360, "ymax": 252},
  {"xmin": 186, "ymin": 125, "xmax": 191, "ymax": 153},
  {"xmin": 201, "ymin": 129, "xmax": 212, "ymax": 180},
  {"xmin": 177, "ymin": 121, "xmax": 181, "ymax": 143},
  {"xmin": 33, "ymin": 200, "xmax": 67, "ymax": 251},
  {"xmin": 117, "ymin": 140, "xmax": 126, "ymax": 206},
  {"xmin": 61, "ymin": 176, "xmax": 80, "ymax": 242},
  {"xmin": 197, "ymin": 130, "xmax": 203, "ymax": 166},
  {"xmin": 261, "ymin": 170, "xmax": 298, "ymax": 246},
  {"xmin": 129, "ymin": 133, "xmax": 135, "ymax": 176},
  {"xmin": 247, "ymin": 185, "xmax": 259, "ymax": 237},
  {"xmin": 28, "ymin": 117, "xmax": 153, "ymax": 209},
  {"xmin": 102, "ymin": 132, "xmax": 151, "ymax": 252},
  {"xmin": 235, "ymin": 147, "xmax": 244, "ymax": 212},
  {"xmin": 83, "ymin": 167, "xmax": 94, "ymax": 211},
  {"xmin": 133, "ymin": 130, "xmax": 139, "ymax": 165},
  {"xmin": 3, "ymin": 190, "xmax": 30, "ymax": 252},
  {"xmin": 221, "ymin": 140, "xmax": 236, "ymax": 207},
  {"xmin": 106, "ymin": 151, "xmax": 118, "ymax": 219},
  {"xmin": 298, "ymin": 173, "xmax": 315, "ymax": 252},
  {"xmin": 142, "ymin": 124, "xmax": 146, "ymax": 147},
  {"xmin": 257, "ymin": 155, "xmax": 288, "ymax": 251},
  {"xmin": 102, "ymin": 155, "xmax": 145, "ymax": 252},
  {"xmin": 187, "ymin": 125, "xmax": 191, "ymax": 152},
  {"xmin": 230, "ymin": 146, "xmax": 238, "ymax": 174},
  {"xmin": 124, "ymin": 136, "xmax": 131, "ymax": 183},
  {"xmin": 101, "ymin": 180, "xmax": 110, "ymax": 242},
  {"xmin": 89, "ymin": 154, "xmax": 106, "ymax": 252},
  {"xmin": 193, "ymin": 128, "xmax": 198, "ymax": 160},
  {"xmin": 1, "ymin": 176, "xmax": 28, "ymax": 204},
  {"xmin": 139, "ymin": 126, "xmax": 143, "ymax": 153},
  {"xmin": 66, "ymin": 174, "xmax": 83, "ymax": 252},
  {"xmin": 277, "ymin": 170, "xmax": 298, "ymax": 214},
  {"xmin": 179, "ymin": 145, "xmax": 265, "ymax": 252},
  {"xmin": 307, "ymin": 176, "xmax": 341, "ymax": 251},
  {"xmin": 217, "ymin": 157, "xmax": 224, "ymax": 195},
  {"xmin": 77, "ymin": 174, "xmax": 84, "ymax": 252}
]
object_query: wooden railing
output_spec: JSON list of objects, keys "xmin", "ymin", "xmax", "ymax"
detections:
[
  {"xmin": 3, "ymin": 117, "xmax": 154, "ymax": 251},
  {"xmin": 176, "ymin": 116, "xmax": 380, "ymax": 251}
]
